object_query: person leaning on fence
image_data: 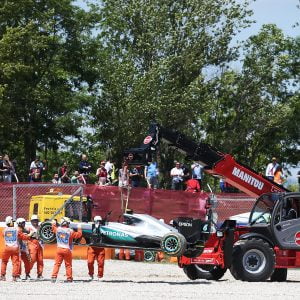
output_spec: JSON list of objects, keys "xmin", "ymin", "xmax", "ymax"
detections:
[
  {"xmin": 87, "ymin": 216, "xmax": 105, "ymax": 281},
  {"xmin": 27, "ymin": 215, "xmax": 44, "ymax": 280},
  {"xmin": 71, "ymin": 170, "xmax": 84, "ymax": 184},
  {"xmin": 51, "ymin": 217, "xmax": 82, "ymax": 283},
  {"xmin": 185, "ymin": 175, "xmax": 201, "ymax": 193},
  {"xmin": 96, "ymin": 161, "xmax": 108, "ymax": 186},
  {"xmin": 1, "ymin": 216, "xmax": 33, "ymax": 281},
  {"xmin": 29, "ymin": 156, "xmax": 46, "ymax": 182}
]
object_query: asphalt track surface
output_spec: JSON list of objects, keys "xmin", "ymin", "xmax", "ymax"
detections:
[{"xmin": 1, "ymin": 259, "xmax": 300, "ymax": 300}]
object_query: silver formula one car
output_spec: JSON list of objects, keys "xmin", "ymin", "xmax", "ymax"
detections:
[{"xmin": 38, "ymin": 212, "xmax": 210, "ymax": 257}]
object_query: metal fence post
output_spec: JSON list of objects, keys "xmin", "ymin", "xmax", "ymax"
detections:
[{"xmin": 13, "ymin": 185, "xmax": 17, "ymax": 220}]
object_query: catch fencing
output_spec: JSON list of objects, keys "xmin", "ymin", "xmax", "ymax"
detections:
[
  {"xmin": 0, "ymin": 183, "xmax": 84, "ymax": 220},
  {"xmin": 0, "ymin": 183, "xmax": 256, "ymax": 223}
]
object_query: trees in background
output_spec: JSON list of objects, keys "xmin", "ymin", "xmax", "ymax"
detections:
[
  {"xmin": 0, "ymin": 0, "xmax": 98, "ymax": 178},
  {"xmin": 0, "ymin": 0, "xmax": 299, "ymax": 181}
]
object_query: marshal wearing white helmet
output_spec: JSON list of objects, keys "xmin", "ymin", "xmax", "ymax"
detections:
[
  {"xmin": 1, "ymin": 216, "xmax": 32, "ymax": 281},
  {"xmin": 87, "ymin": 215, "xmax": 105, "ymax": 281},
  {"xmin": 16, "ymin": 217, "xmax": 32, "ymax": 280},
  {"xmin": 28, "ymin": 214, "xmax": 44, "ymax": 280},
  {"xmin": 51, "ymin": 216, "xmax": 82, "ymax": 282}
]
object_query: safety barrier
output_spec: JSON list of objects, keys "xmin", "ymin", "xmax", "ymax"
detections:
[{"xmin": 0, "ymin": 183, "xmax": 255, "ymax": 222}]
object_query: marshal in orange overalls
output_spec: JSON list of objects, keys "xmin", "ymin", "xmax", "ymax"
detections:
[
  {"xmin": 1, "ymin": 226, "xmax": 31, "ymax": 280},
  {"xmin": 27, "ymin": 224, "xmax": 44, "ymax": 278},
  {"xmin": 87, "ymin": 246, "xmax": 105, "ymax": 279},
  {"xmin": 51, "ymin": 222, "xmax": 82, "ymax": 282}
]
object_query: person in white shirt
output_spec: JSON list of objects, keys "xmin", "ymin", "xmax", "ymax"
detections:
[
  {"xmin": 265, "ymin": 157, "xmax": 279, "ymax": 181},
  {"xmin": 170, "ymin": 162, "xmax": 184, "ymax": 190}
]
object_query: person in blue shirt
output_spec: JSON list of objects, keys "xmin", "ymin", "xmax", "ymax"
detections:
[
  {"xmin": 191, "ymin": 162, "xmax": 203, "ymax": 187},
  {"xmin": 145, "ymin": 161, "xmax": 159, "ymax": 189}
]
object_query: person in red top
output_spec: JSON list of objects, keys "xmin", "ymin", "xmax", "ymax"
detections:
[
  {"xmin": 185, "ymin": 175, "xmax": 201, "ymax": 193},
  {"xmin": 27, "ymin": 215, "xmax": 44, "ymax": 279},
  {"xmin": 87, "ymin": 216, "xmax": 105, "ymax": 280},
  {"xmin": 96, "ymin": 161, "xmax": 108, "ymax": 186},
  {"xmin": 1, "ymin": 216, "xmax": 33, "ymax": 281},
  {"xmin": 51, "ymin": 217, "xmax": 82, "ymax": 282}
]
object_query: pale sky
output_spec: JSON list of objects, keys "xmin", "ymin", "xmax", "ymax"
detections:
[{"xmin": 239, "ymin": 0, "xmax": 300, "ymax": 40}]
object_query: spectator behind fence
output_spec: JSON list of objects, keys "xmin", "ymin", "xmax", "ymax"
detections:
[
  {"xmin": 0, "ymin": 155, "xmax": 3, "ymax": 181},
  {"xmin": 191, "ymin": 162, "xmax": 203, "ymax": 187},
  {"xmin": 1, "ymin": 154, "xmax": 14, "ymax": 183},
  {"xmin": 29, "ymin": 156, "xmax": 46, "ymax": 182},
  {"xmin": 51, "ymin": 173, "xmax": 61, "ymax": 184},
  {"xmin": 96, "ymin": 161, "xmax": 107, "ymax": 186},
  {"xmin": 185, "ymin": 175, "xmax": 201, "ymax": 193},
  {"xmin": 58, "ymin": 162, "xmax": 70, "ymax": 183},
  {"xmin": 79, "ymin": 154, "xmax": 92, "ymax": 183},
  {"xmin": 129, "ymin": 165, "xmax": 143, "ymax": 188},
  {"xmin": 274, "ymin": 166, "xmax": 285, "ymax": 186},
  {"xmin": 170, "ymin": 162, "xmax": 184, "ymax": 190},
  {"xmin": 144, "ymin": 160, "xmax": 159, "ymax": 189},
  {"xmin": 220, "ymin": 178, "xmax": 226, "ymax": 192},
  {"xmin": 265, "ymin": 157, "xmax": 279, "ymax": 181},
  {"xmin": 71, "ymin": 171, "xmax": 84, "ymax": 184},
  {"xmin": 118, "ymin": 162, "xmax": 128, "ymax": 188}
]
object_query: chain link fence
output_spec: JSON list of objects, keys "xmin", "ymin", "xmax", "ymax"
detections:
[
  {"xmin": 0, "ymin": 183, "xmax": 255, "ymax": 223},
  {"xmin": 0, "ymin": 183, "xmax": 84, "ymax": 220}
]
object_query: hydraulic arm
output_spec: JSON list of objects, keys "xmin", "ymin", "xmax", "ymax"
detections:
[{"xmin": 124, "ymin": 123, "xmax": 288, "ymax": 197}]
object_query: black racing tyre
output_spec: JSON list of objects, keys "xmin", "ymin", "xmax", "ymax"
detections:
[
  {"xmin": 270, "ymin": 268, "xmax": 287, "ymax": 282},
  {"xmin": 38, "ymin": 221, "xmax": 56, "ymax": 244},
  {"xmin": 144, "ymin": 251, "xmax": 156, "ymax": 262},
  {"xmin": 183, "ymin": 264, "xmax": 227, "ymax": 280},
  {"xmin": 161, "ymin": 232, "xmax": 187, "ymax": 257},
  {"xmin": 230, "ymin": 239, "xmax": 275, "ymax": 282}
]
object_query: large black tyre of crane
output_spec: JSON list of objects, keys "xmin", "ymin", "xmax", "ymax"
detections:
[
  {"xmin": 270, "ymin": 268, "xmax": 287, "ymax": 282},
  {"xmin": 230, "ymin": 238, "xmax": 275, "ymax": 282},
  {"xmin": 38, "ymin": 221, "xmax": 56, "ymax": 244},
  {"xmin": 183, "ymin": 264, "xmax": 227, "ymax": 281},
  {"xmin": 161, "ymin": 232, "xmax": 187, "ymax": 257}
]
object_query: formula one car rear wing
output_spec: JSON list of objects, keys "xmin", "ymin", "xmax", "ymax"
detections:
[{"xmin": 124, "ymin": 123, "xmax": 289, "ymax": 198}]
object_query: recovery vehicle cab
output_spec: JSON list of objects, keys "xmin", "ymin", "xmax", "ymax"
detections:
[{"xmin": 29, "ymin": 188, "xmax": 92, "ymax": 222}]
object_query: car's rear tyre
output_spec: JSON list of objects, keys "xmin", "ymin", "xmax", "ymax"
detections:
[
  {"xmin": 270, "ymin": 268, "xmax": 287, "ymax": 282},
  {"xmin": 38, "ymin": 221, "xmax": 56, "ymax": 244},
  {"xmin": 161, "ymin": 232, "xmax": 186, "ymax": 257},
  {"xmin": 144, "ymin": 251, "xmax": 156, "ymax": 262},
  {"xmin": 230, "ymin": 239, "xmax": 275, "ymax": 282},
  {"xmin": 183, "ymin": 264, "xmax": 227, "ymax": 280}
]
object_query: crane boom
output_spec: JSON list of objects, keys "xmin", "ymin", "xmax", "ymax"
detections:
[{"xmin": 124, "ymin": 122, "xmax": 288, "ymax": 197}]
